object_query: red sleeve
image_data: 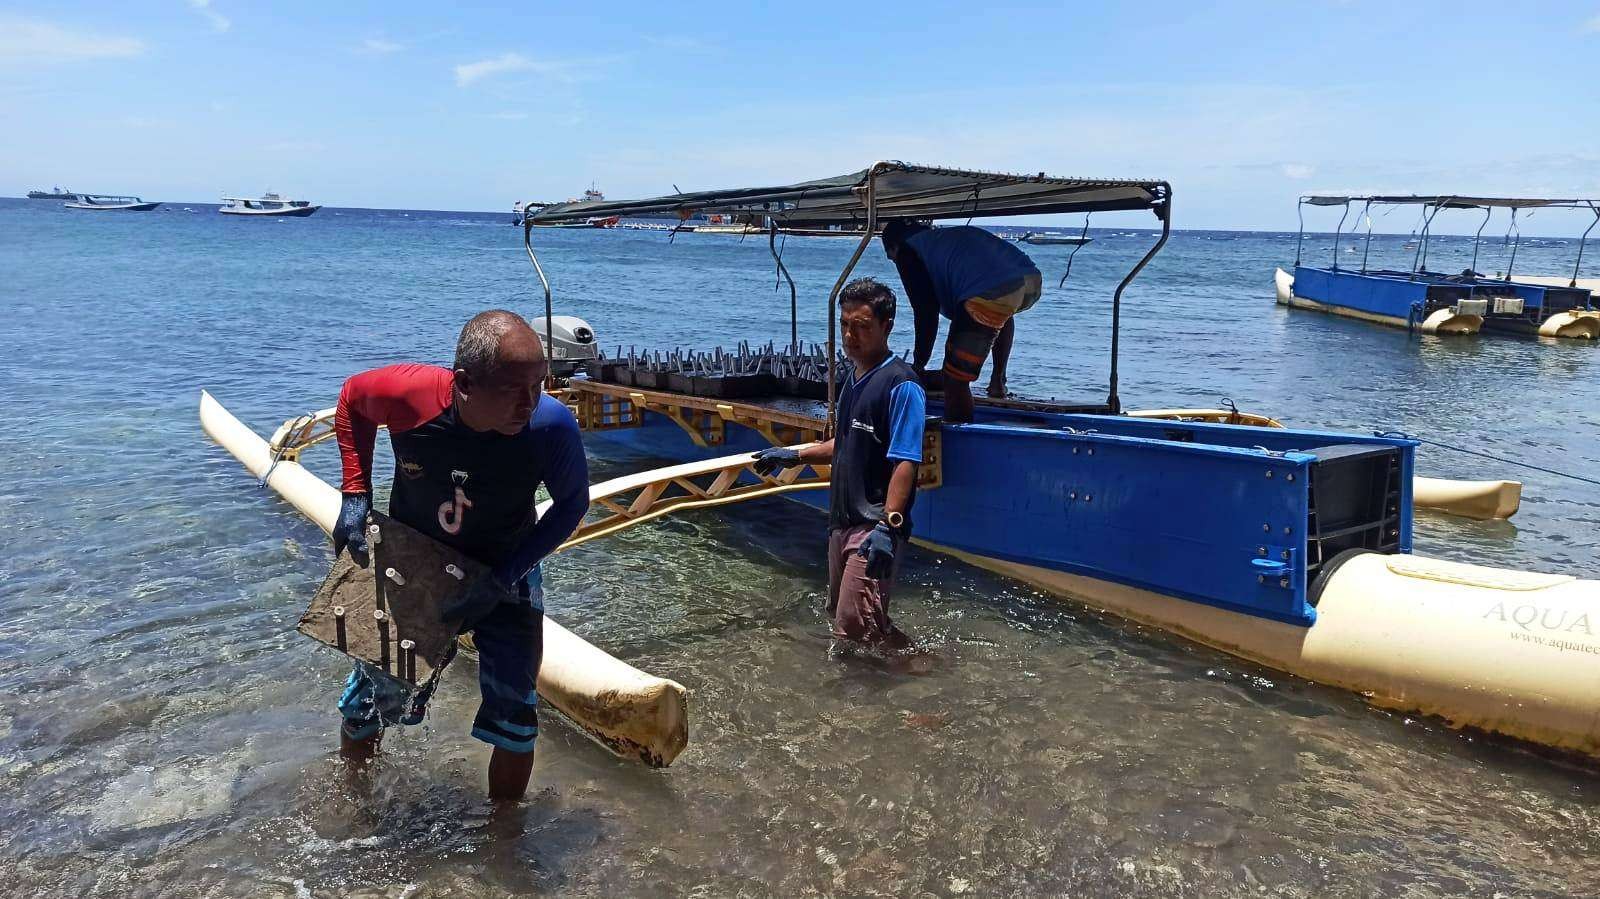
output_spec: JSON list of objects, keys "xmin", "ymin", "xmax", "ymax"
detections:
[{"xmin": 333, "ymin": 364, "xmax": 454, "ymax": 494}]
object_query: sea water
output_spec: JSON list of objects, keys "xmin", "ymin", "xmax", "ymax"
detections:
[{"xmin": 2, "ymin": 198, "xmax": 1598, "ymax": 896}]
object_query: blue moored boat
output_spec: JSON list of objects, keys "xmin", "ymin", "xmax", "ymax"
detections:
[{"xmin": 1276, "ymin": 195, "xmax": 1600, "ymax": 339}]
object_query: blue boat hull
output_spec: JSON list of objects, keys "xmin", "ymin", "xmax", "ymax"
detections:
[{"xmin": 584, "ymin": 397, "xmax": 1415, "ymax": 629}]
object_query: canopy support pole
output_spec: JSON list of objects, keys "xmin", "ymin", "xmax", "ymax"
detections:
[
  {"xmin": 1359, "ymin": 201, "xmax": 1374, "ymax": 273},
  {"xmin": 1331, "ymin": 201, "xmax": 1350, "ymax": 270},
  {"xmin": 1108, "ymin": 184, "xmax": 1172, "ymax": 414},
  {"xmin": 523, "ymin": 220, "xmax": 556, "ymax": 389},
  {"xmin": 768, "ymin": 220, "xmax": 798, "ymax": 350},
  {"xmin": 1294, "ymin": 200, "xmax": 1305, "ymax": 267},
  {"xmin": 1573, "ymin": 204, "xmax": 1598, "ymax": 289},
  {"xmin": 1413, "ymin": 201, "xmax": 1443, "ymax": 277},
  {"xmin": 1470, "ymin": 206, "xmax": 1491, "ymax": 275},
  {"xmin": 822, "ymin": 163, "xmax": 885, "ymax": 435},
  {"xmin": 1505, "ymin": 209, "xmax": 1521, "ymax": 281}
]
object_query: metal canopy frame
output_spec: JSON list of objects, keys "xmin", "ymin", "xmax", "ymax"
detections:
[
  {"xmin": 522, "ymin": 161, "xmax": 1173, "ymax": 424},
  {"xmin": 1295, "ymin": 194, "xmax": 1600, "ymax": 287}
]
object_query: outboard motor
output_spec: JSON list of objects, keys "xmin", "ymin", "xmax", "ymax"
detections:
[{"xmin": 529, "ymin": 315, "xmax": 599, "ymax": 377}]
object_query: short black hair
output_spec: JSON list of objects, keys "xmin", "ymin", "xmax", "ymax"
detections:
[
  {"xmin": 880, "ymin": 218, "xmax": 931, "ymax": 251},
  {"xmin": 838, "ymin": 277, "xmax": 896, "ymax": 324}
]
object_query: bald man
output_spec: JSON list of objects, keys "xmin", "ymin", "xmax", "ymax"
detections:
[{"xmin": 328, "ymin": 310, "xmax": 589, "ymax": 800}]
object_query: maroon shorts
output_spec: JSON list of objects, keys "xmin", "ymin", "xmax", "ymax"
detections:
[{"xmin": 827, "ymin": 523, "xmax": 910, "ymax": 649}]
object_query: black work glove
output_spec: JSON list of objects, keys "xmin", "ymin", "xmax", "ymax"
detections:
[
  {"xmin": 443, "ymin": 573, "xmax": 517, "ymax": 627},
  {"xmin": 331, "ymin": 494, "xmax": 371, "ymax": 568},
  {"xmin": 752, "ymin": 447, "xmax": 802, "ymax": 477},
  {"xmin": 856, "ymin": 522, "xmax": 897, "ymax": 580}
]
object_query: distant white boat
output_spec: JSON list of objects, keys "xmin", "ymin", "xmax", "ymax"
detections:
[
  {"xmin": 1017, "ymin": 232, "xmax": 1092, "ymax": 246},
  {"xmin": 220, "ymin": 191, "xmax": 320, "ymax": 217},
  {"xmin": 64, "ymin": 194, "xmax": 161, "ymax": 211}
]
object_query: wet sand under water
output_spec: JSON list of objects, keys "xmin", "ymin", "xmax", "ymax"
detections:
[{"xmin": 3, "ymin": 199, "xmax": 1599, "ymax": 896}]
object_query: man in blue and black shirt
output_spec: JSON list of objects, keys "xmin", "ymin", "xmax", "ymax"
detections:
[
  {"xmin": 881, "ymin": 219, "xmax": 1042, "ymax": 423},
  {"xmin": 753, "ymin": 278, "xmax": 926, "ymax": 649}
]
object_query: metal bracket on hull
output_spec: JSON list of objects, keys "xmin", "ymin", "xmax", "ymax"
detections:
[{"xmin": 266, "ymin": 407, "xmax": 338, "ymax": 463}]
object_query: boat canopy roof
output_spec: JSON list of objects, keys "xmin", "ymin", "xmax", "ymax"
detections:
[
  {"xmin": 1303, "ymin": 194, "xmax": 1596, "ymax": 210},
  {"xmin": 528, "ymin": 161, "xmax": 1170, "ymax": 225}
]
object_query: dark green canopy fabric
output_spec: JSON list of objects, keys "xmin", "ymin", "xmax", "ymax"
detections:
[{"xmin": 529, "ymin": 162, "xmax": 1169, "ymax": 225}]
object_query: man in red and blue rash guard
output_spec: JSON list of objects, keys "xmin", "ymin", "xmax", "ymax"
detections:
[{"xmin": 329, "ymin": 309, "xmax": 589, "ymax": 800}]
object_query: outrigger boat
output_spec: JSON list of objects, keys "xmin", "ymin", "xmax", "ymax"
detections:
[
  {"xmin": 64, "ymin": 193, "xmax": 161, "ymax": 211},
  {"xmin": 1017, "ymin": 231, "xmax": 1092, "ymax": 246},
  {"xmin": 201, "ymin": 162, "xmax": 1600, "ymax": 768},
  {"xmin": 520, "ymin": 163, "xmax": 1600, "ymax": 760},
  {"xmin": 1276, "ymin": 195, "xmax": 1600, "ymax": 339}
]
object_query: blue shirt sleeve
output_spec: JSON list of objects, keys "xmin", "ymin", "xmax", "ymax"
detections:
[
  {"xmin": 493, "ymin": 398, "xmax": 591, "ymax": 588},
  {"xmin": 885, "ymin": 380, "xmax": 926, "ymax": 463}
]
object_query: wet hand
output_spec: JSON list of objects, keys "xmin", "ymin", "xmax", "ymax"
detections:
[
  {"xmin": 331, "ymin": 494, "xmax": 371, "ymax": 568},
  {"xmin": 752, "ymin": 447, "xmax": 801, "ymax": 477},
  {"xmin": 857, "ymin": 522, "xmax": 897, "ymax": 580}
]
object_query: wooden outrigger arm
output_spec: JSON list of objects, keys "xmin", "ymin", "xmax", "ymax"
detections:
[{"xmin": 547, "ymin": 451, "xmax": 829, "ymax": 551}]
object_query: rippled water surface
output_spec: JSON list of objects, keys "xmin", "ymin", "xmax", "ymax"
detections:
[{"xmin": 3, "ymin": 198, "xmax": 1599, "ymax": 897}]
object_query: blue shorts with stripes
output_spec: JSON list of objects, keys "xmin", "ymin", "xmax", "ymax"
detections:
[{"xmin": 338, "ymin": 590, "xmax": 544, "ymax": 754}]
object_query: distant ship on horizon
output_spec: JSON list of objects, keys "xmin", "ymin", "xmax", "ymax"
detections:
[{"xmin": 27, "ymin": 186, "xmax": 75, "ymax": 200}]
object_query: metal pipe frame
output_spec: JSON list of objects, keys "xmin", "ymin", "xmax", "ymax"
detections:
[
  {"xmin": 1505, "ymin": 209, "xmax": 1521, "ymax": 280},
  {"xmin": 1471, "ymin": 206, "xmax": 1492, "ymax": 275},
  {"xmin": 822, "ymin": 162, "xmax": 887, "ymax": 435},
  {"xmin": 1573, "ymin": 204, "xmax": 1599, "ymax": 289},
  {"xmin": 1294, "ymin": 200, "xmax": 1305, "ymax": 267},
  {"xmin": 1331, "ymin": 201, "xmax": 1351, "ymax": 270},
  {"xmin": 768, "ymin": 220, "xmax": 799, "ymax": 350},
  {"xmin": 1412, "ymin": 201, "xmax": 1443, "ymax": 276},
  {"xmin": 1107, "ymin": 183, "xmax": 1173, "ymax": 413},
  {"xmin": 1359, "ymin": 201, "xmax": 1375, "ymax": 273},
  {"xmin": 523, "ymin": 220, "xmax": 556, "ymax": 389}
]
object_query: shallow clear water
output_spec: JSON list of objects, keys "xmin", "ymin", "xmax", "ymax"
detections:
[{"xmin": 2, "ymin": 198, "xmax": 1599, "ymax": 897}]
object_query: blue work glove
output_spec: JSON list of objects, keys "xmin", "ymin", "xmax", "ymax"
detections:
[
  {"xmin": 331, "ymin": 493, "xmax": 371, "ymax": 568},
  {"xmin": 752, "ymin": 447, "xmax": 802, "ymax": 477},
  {"xmin": 856, "ymin": 522, "xmax": 898, "ymax": 580},
  {"xmin": 443, "ymin": 573, "xmax": 517, "ymax": 627}
]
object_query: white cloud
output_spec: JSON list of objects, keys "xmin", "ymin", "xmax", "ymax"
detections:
[
  {"xmin": 359, "ymin": 37, "xmax": 403, "ymax": 55},
  {"xmin": 0, "ymin": 16, "xmax": 146, "ymax": 62},
  {"xmin": 1280, "ymin": 163, "xmax": 1315, "ymax": 180},
  {"xmin": 187, "ymin": 0, "xmax": 230, "ymax": 34},
  {"xmin": 453, "ymin": 52, "xmax": 606, "ymax": 87},
  {"xmin": 1582, "ymin": 14, "xmax": 1600, "ymax": 32},
  {"xmin": 454, "ymin": 52, "xmax": 537, "ymax": 86}
]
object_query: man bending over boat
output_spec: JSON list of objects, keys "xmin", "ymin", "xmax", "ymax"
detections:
[
  {"xmin": 880, "ymin": 219, "xmax": 1042, "ymax": 423},
  {"xmin": 328, "ymin": 310, "xmax": 589, "ymax": 800},
  {"xmin": 753, "ymin": 278, "xmax": 925, "ymax": 650}
]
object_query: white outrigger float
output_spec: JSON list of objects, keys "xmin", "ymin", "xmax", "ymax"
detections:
[
  {"xmin": 203, "ymin": 162, "xmax": 1599, "ymax": 767},
  {"xmin": 199, "ymin": 392, "xmax": 690, "ymax": 766}
]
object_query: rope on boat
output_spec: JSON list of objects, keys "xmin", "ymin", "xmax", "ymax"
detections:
[{"xmin": 1375, "ymin": 431, "xmax": 1600, "ymax": 487}]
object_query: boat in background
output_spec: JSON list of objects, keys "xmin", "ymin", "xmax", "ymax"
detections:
[
  {"xmin": 64, "ymin": 194, "xmax": 161, "ymax": 211},
  {"xmin": 1018, "ymin": 231, "xmax": 1092, "ymax": 246},
  {"xmin": 27, "ymin": 186, "xmax": 75, "ymax": 200},
  {"xmin": 220, "ymin": 192, "xmax": 320, "ymax": 217},
  {"xmin": 1278, "ymin": 195, "xmax": 1600, "ymax": 339}
]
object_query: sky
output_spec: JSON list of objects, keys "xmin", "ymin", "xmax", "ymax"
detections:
[{"xmin": 4, "ymin": 1, "xmax": 1600, "ymax": 231}]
